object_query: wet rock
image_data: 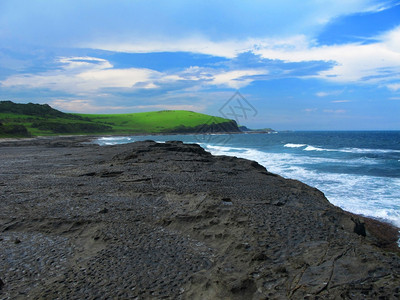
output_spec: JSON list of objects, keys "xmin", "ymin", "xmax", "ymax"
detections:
[{"xmin": 353, "ymin": 217, "xmax": 367, "ymax": 237}]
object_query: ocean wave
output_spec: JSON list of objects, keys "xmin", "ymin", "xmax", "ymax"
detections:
[
  {"xmin": 203, "ymin": 144, "xmax": 249, "ymax": 153},
  {"xmin": 297, "ymin": 144, "xmax": 400, "ymax": 154},
  {"xmin": 98, "ymin": 136, "xmax": 128, "ymax": 141},
  {"xmin": 284, "ymin": 143, "xmax": 306, "ymax": 148},
  {"xmin": 338, "ymin": 205, "xmax": 400, "ymax": 227},
  {"xmin": 303, "ymin": 145, "xmax": 334, "ymax": 151},
  {"xmin": 94, "ymin": 135, "xmax": 400, "ymax": 227},
  {"xmin": 340, "ymin": 147, "xmax": 400, "ymax": 154},
  {"xmin": 203, "ymin": 143, "xmax": 400, "ymax": 227},
  {"xmin": 97, "ymin": 136, "xmax": 135, "ymax": 145}
]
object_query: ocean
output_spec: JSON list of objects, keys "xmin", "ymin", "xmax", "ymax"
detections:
[{"xmin": 96, "ymin": 131, "xmax": 400, "ymax": 228}]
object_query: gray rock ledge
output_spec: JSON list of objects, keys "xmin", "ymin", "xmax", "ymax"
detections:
[{"xmin": 0, "ymin": 138, "xmax": 399, "ymax": 299}]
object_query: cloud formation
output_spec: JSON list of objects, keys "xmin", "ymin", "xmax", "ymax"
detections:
[
  {"xmin": 2, "ymin": 1, "xmax": 399, "ymax": 93},
  {"xmin": 1, "ymin": 0, "xmax": 390, "ymax": 47},
  {"xmin": 0, "ymin": 57, "xmax": 160, "ymax": 93},
  {"xmin": 85, "ymin": 25, "xmax": 400, "ymax": 90},
  {"xmin": 0, "ymin": 56, "xmax": 269, "ymax": 95},
  {"xmin": 0, "ymin": 0, "xmax": 399, "ymax": 129}
]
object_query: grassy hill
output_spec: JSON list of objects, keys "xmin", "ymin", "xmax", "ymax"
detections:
[{"xmin": 0, "ymin": 101, "xmax": 239, "ymax": 137}]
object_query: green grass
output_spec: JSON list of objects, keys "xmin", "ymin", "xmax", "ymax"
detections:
[
  {"xmin": 75, "ymin": 110, "xmax": 229, "ymax": 134},
  {"xmin": 0, "ymin": 104, "xmax": 237, "ymax": 137},
  {"xmin": 0, "ymin": 114, "xmax": 106, "ymax": 136}
]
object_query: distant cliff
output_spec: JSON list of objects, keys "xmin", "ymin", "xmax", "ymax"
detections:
[{"xmin": 239, "ymin": 125, "xmax": 276, "ymax": 133}]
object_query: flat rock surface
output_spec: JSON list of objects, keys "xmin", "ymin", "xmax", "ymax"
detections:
[{"xmin": 0, "ymin": 137, "xmax": 399, "ymax": 299}]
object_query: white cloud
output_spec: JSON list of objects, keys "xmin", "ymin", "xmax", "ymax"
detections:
[
  {"xmin": 80, "ymin": 0, "xmax": 391, "ymax": 54},
  {"xmin": 85, "ymin": 24, "xmax": 400, "ymax": 91},
  {"xmin": 2, "ymin": 12, "xmax": 400, "ymax": 96},
  {"xmin": 331, "ymin": 100, "xmax": 351, "ymax": 103},
  {"xmin": 316, "ymin": 92, "xmax": 329, "ymax": 97},
  {"xmin": 178, "ymin": 66, "xmax": 268, "ymax": 88},
  {"xmin": 86, "ymin": 37, "xmax": 246, "ymax": 59},
  {"xmin": 209, "ymin": 69, "xmax": 268, "ymax": 89},
  {"xmin": 0, "ymin": 56, "xmax": 267, "ymax": 95},
  {"xmin": 50, "ymin": 99, "xmax": 113, "ymax": 113},
  {"xmin": 58, "ymin": 57, "xmax": 112, "ymax": 70},
  {"xmin": 3, "ymin": 0, "xmax": 391, "ymax": 52},
  {"xmin": 387, "ymin": 83, "xmax": 400, "ymax": 91},
  {"xmin": 323, "ymin": 109, "xmax": 347, "ymax": 113},
  {"xmin": 86, "ymin": 35, "xmax": 311, "ymax": 59},
  {"xmin": 76, "ymin": 68, "xmax": 158, "ymax": 90},
  {"xmin": 0, "ymin": 56, "xmax": 160, "ymax": 94},
  {"xmin": 303, "ymin": 108, "xmax": 318, "ymax": 112},
  {"xmin": 316, "ymin": 90, "xmax": 343, "ymax": 97},
  {"xmin": 252, "ymin": 27, "xmax": 400, "ymax": 85},
  {"xmin": 3, "ymin": 2, "xmax": 397, "ymax": 96}
]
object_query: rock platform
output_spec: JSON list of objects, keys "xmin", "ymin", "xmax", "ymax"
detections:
[{"xmin": 0, "ymin": 137, "xmax": 399, "ymax": 299}]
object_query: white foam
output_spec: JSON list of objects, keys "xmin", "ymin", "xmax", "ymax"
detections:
[
  {"xmin": 284, "ymin": 143, "xmax": 306, "ymax": 148},
  {"xmin": 339, "ymin": 147, "xmax": 400, "ymax": 154},
  {"xmin": 203, "ymin": 143, "xmax": 400, "ymax": 227},
  {"xmin": 286, "ymin": 143, "xmax": 400, "ymax": 154},
  {"xmin": 202, "ymin": 144, "xmax": 249, "ymax": 153},
  {"xmin": 98, "ymin": 136, "xmax": 125, "ymax": 141},
  {"xmin": 94, "ymin": 136, "xmax": 400, "ymax": 228},
  {"xmin": 304, "ymin": 145, "xmax": 334, "ymax": 151},
  {"xmin": 96, "ymin": 136, "xmax": 135, "ymax": 145},
  {"xmin": 301, "ymin": 144, "xmax": 400, "ymax": 154}
]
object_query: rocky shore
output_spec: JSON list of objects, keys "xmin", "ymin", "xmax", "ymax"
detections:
[{"xmin": 0, "ymin": 136, "xmax": 399, "ymax": 299}]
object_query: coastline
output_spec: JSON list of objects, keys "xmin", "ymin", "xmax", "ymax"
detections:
[
  {"xmin": 2, "ymin": 134, "xmax": 400, "ymax": 231},
  {"xmin": 1, "ymin": 134, "xmax": 399, "ymax": 236},
  {"xmin": 1, "ymin": 136, "xmax": 399, "ymax": 298},
  {"xmin": 0, "ymin": 128, "xmax": 276, "ymax": 144}
]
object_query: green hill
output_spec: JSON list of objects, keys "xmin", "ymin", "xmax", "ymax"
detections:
[
  {"xmin": 0, "ymin": 101, "xmax": 73, "ymax": 118},
  {"xmin": 0, "ymin": 101, "xmax": 239, "ymax": 137}
]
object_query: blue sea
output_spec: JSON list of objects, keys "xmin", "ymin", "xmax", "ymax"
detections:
[{"xmin": 96, "ymin": 131, "xmax": 400, "ymax": 228}]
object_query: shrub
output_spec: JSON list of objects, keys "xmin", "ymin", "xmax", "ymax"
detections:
[{"xmin": 0, "ymin": 123, "xmax": 31, "ymax": 137}]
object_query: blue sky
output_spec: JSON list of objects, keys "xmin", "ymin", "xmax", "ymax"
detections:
[{"xmin": 1, "ymin": 0, "xmax": 400, "ymax": 130}]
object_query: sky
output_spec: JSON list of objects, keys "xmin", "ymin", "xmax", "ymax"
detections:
[{"xmin": 1, "ymin": 0, "xmax": 400, "ymax": 130}]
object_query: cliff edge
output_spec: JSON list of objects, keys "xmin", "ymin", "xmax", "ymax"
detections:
[{"xmin": 0, "ymin": 138, "xmax": 399, "ymax": 299}]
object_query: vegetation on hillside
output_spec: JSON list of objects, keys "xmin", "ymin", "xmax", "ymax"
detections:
[
  {"xmin": 0, "ymin": 100, "xmax": 81, "ymax": 119},
  {"xmin": 76, "ymin": 111, "xmax": 237, "ymax": 134},
  {"xmin": 0, "ymin": 101, "xmax": 112, "ymax": 137},
  {"xmin": 0, "ymin": 121, "xmax": 31, "ymax": 137},
  {"xmin": 0, "ymin": 101, "xmax": 239, "ymax": 137}
]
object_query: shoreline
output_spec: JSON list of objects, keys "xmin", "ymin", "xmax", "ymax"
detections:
[
  {"xmin": 0, "ymin": 129, "xmax": 278, "ymax": 144},
  {"xmin": 1, "ymin": 136, "xmax": 400, "ymax": 298},
  {"xmin": 1, "ymin": 134, "xmax": 399, "ymax": 236},
  {"xmin": 96, "ymin": 134, "xmax": 400, "ymax": 236}
]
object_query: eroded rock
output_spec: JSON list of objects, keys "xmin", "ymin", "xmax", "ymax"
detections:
[{"xmin": 0, "ymin": 138, "xmax": 399, "ymax": 299}]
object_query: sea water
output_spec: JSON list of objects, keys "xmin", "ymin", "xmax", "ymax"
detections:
[{"xmin": 96, "ymin": 131, "xmax": 400, "ymax": 228}]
